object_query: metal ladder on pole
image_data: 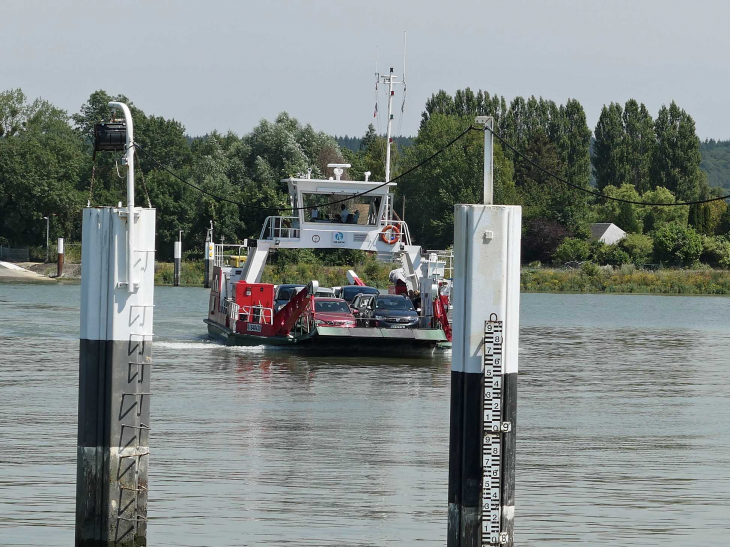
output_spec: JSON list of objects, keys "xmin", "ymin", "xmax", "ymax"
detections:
[{"xmin": 116, "ymin": 332, "xmax": 152, "ymax": 542}]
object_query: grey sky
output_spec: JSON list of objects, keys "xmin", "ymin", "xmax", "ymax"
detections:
[{"xmin": 3, "ymin": 0, "xmax": 729, "ymax": 140}]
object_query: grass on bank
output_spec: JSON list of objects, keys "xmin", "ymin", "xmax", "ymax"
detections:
[{"xmin": 522, "ymin": 263, "xmax": 730, "ymax": 294}]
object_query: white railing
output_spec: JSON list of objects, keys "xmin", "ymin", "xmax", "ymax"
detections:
[
  {"xmin": 214, "ymin": 243, "xmax": 249, "ymax": 267},
  {"xmin": 260, "ymin": 216, "xmax": 301, "ymax": 240},
  {"xmin": 240, "ymin": 305, "xmax": 274, "ymax": 325},
  {"xmin": 435, "ymin": 249, "xmax": 454, "ymax": 279}
]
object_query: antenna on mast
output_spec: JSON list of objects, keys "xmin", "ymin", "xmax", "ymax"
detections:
[
  {"xmin": 373, "ymin": 47, "xmax": 380, "ymax": 124},
  {"xmin": 402, "ymin": 31, "xmax": 407, "ymax": 113}
]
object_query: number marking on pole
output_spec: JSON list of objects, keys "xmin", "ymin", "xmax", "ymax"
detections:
[{"xmin": 483, "ymin": 314, "xmax": 507, "ymax": 545}]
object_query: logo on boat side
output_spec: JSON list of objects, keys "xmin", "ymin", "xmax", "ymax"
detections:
[
  {"xmin": 332, "ymin": 231, "xmax": 345, "ymax": 245},
  {"xmin": 312, "ymin": 235, "xmax": 320, "ymax": 243}
]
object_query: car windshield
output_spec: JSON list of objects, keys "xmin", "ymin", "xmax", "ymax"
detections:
[
  {"xmin": 277, "ymin": 287, "xmax": 302, "ymax": 301},
  {"xmin": 315, "ymin": 300, "xmax": 352, "ymax": 314},
  {"xmin": 375, "ymin": 297, "xmax": 415, "ymax": 311},
  {"xmin": 343, "ymin": 286, "xmax": 379, "ymax": 301}
]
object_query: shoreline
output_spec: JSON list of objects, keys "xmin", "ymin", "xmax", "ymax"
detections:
[{"xmin": 5, "ymin": 262, "xmax": 730, "ymax": 296}]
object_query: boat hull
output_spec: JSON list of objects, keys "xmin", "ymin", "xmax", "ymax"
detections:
[{"xmin": 205, "ymin": 320, "xmax": 450, "ymax": 355}]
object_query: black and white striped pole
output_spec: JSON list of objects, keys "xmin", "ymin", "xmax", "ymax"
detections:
[
  {"xmin": 448, "ymin": 116, "xmax": 521, "ymax": 547},
  {"xmin": 76, "ymin": 101, "xmax": 156, "ymax": 547},
  {"xmin": 174, "ymin": 230, "xmax": 182, "ymax": 287},
  {"xmin": 204, "ymin": 222, "xmax": 213, "ymax": 289},
  {"xmin": 57, "ymin": 237, "xmax": 64, "ymax": 278}
]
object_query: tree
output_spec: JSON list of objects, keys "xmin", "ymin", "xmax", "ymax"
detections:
[
  {"xmin": 639, "ymin": 186, "xmax": 687, "ymax": 232},
  {"xmin": 653, "ymin": 222, "xmax": 702, "ymax": 266},
  {"xmin": 595, "ymin": 184, "xmax": 642, "ymax": 233},
  {"xmin": 593, "ymin": 103, "xmax": 625, "ymax": 190},
  {"xmin": 622, "ymin": 99, "xmax": 655, "ymax": 193},
  {"xmin": 0, "ymin": 88, "xmax": 90, "ymax": 246},
  {"xmin": 619, "ymin": 233, "xmax": 654, "ymax": 266},
  {"xmin": 397, "ymin": 113, "xmax": 514, "ymax": 248},
  {"xmin": 652, "ymin": 101, "xmax": 706, "ymax": 202}
]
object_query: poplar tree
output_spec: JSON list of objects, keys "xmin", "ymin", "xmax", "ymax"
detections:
[
  {"xmin": 593, "ymin": 103, "xmax": 625, "ymax": 189},
  {"xmin": 622, "ymin": 99, "xmax": 655, "ymax": 193},
  {"xmin": 651, "ymin": 101, "xmax": 706, "ymax": 202}
]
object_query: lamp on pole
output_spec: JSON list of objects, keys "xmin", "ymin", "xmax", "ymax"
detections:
[{"xmin": 43, "ymin": 216, "xmax": 49, "ymax": 263}]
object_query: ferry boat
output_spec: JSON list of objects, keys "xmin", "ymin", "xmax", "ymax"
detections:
[{"xmin": 203, "ymin": 164, "xmax": 453, "ymax": 355}]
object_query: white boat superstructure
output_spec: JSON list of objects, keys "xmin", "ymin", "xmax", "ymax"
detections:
[{"xmin": 239, "ymin": 164, "xmax": 423, "ymax": 283}]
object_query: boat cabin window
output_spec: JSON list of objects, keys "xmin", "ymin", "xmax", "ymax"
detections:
[{"xmin": 302, "ymin": 193, "xmax": 384, "ymax": 225}]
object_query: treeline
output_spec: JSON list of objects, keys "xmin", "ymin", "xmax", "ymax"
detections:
[
  {"xmin": 700, "ymin": 139, "xmax": 730, "ymax": 189},
  {"xmin": 2, "ymin": 86, "xmax": 730, "ymax": 270},
  {"xmin": 0, "ymin": 89, "xmax": 348, "ymax": 260},
  {"xmin": 397, "ymin": 88, "xmax": 730, "ymax": 268}
]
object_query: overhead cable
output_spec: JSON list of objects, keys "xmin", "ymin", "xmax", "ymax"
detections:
[
  {"xmin": 480, "ymin": 125, "xmax": 730, "ymax": 207},
  {"xmin": 133, "ymin": 124, "xmax": 473, "ymax": 213}
]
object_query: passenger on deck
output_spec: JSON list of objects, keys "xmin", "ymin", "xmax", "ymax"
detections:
[
  {"xmin": 340, "ymin": 204, "xmax": 351, "ymax": 223},
  {"xmin": 352, "ymin": 210, "xmax": 360, "ymax": 224}
]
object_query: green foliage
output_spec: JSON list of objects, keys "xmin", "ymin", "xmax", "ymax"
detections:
[
  {"xmin": 600, "ymin": 245, "xmax": 631, "ymax": 266},
  {"xmin": 652, "ymin": 101, "xmax": 708, "ymax": 202},
  {"xmin": 593, "ymin": 102, "xmax": 626, "ymax": 190},
  {"xmin": 700, "ymin": 139, "xmax": 730, "ymax": 190},
  {"xmin": 580, "ymin": 262, "xmax": 600, "ymax": 277},
  {"xmin": 521, "ymin": 267, "xmax": 730, "ymax": 294},
  {"xmin": 553, "ymin": 237, "xmax": 592, "ymax": 263},
  {"xmin": 618, "ymin": 233, "xmax": 654, "ymax": 265},
  {"xmin": 652, "ymin": 222, "xmax": 703, "ymax": 266},
  {"xmin": 397, "ymin": 113, "xmax": 514, "ymax": 248},
  {"xmin": 640, "ymin": 186, "xmax": 687, "ymax": 232},
  {"xmin": 595, "ymin": 184, "xmax": 643, "ymax": 233}
]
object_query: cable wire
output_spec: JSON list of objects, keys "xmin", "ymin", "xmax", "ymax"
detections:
[
  {"xmin": 134, "ymin": 124, "xmax": 473, "ymax": 213},
  {"xmin": 481, "ymin": 125, "xmax": 730, "ymax": 207}
]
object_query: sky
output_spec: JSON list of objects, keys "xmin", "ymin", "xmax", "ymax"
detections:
[{"xmin": 3, "ymin": 0, "xmax": 730, "ymax": 140}]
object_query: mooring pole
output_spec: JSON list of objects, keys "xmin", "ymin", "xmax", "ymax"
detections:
[
  {"xmin": 204, "ymin": 223, "xmax": 213, "ymax": 289},
  {"xmin": 448, "ymin": 117, "xmax": 520, "ymax": 547},
  {"xmin": 76, "ymin": 102, "xmax": 156, "ymax": 547},
  {"xmin": 57, "ymin": 237, "xmax": 64, "ymax": 278},
  {"xmin": 174, "ymin": 231, "xmax": 182, "ymax": 287}
]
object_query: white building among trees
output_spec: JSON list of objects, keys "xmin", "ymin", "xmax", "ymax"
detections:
[{"xmin": 590, "ymin": 223, "xmax": 626, "ymax": 245}]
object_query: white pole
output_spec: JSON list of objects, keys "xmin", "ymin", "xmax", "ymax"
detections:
[
  {"xmin": 44, "ymin": 216, "xmax": 49, "ymax": 262},
  {"xmin": 57, "ymin": 237, "xmax": 64, "ymax": 277},
  {"xmin": 108, "ymin": 101, "xmax": 135, "ymax": 293},
  {"xmin": 476, "ymin": 116, "xmax": 494, "ymax": 205},
  {"xmin": 449, "ymin": 204, "xmax": 521, "ymax": 547},
  {"xmin": 385, "ymin": 68, "xmax": 395, "ymax": 183}
]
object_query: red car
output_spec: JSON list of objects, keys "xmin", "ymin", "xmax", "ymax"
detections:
[{"xmin": 306, "ymin": 297, "xmax": 357, "ymax": 328}]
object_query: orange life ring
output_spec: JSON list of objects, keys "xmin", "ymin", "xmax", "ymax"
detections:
[{"xmin": 380, "ymin": 224, "xmax": 401, "ymax": 244}]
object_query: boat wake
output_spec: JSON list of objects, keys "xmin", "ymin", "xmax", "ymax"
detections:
[{"xmin": 155, "ymin": 340, "xmax": 284, "ymax": 353}]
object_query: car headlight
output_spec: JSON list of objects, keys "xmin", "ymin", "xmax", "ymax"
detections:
[{"xmin": 374, "ymin": 315, "xmax": 386, "ymax": 320}]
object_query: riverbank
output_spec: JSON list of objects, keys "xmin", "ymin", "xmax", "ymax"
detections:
[
  {"xmin": 7, "ymin": 260, "xmax": 730, "ymax": 295},
  {"xmin": 522, "ymin": 265, "xmax": 730, "ymax": 294}
]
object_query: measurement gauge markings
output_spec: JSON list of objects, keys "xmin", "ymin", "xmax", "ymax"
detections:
[{"xmin": 483, "ymin": 315, "xmax": 507, "ymax": 545}]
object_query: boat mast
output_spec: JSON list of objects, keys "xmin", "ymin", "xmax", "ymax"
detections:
[{"xmin": 384, "ymin": 67, "xmax": 396, "ymax": 183}]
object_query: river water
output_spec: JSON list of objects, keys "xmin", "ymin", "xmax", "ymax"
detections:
[{"xmin": 0, "ymin": 284, "xmax": 728, "ymax": 546}]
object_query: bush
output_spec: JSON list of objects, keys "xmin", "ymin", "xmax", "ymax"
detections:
[
  {"xmin": 619, "ymin": 233, "xmax": 654, "ymax": 266},
  {"xmin": 594, "ymin": 244, "xmax": 631, "ymax": 266},
  {"xmin": 701, "ymin": 235, "xmax": 730, "ymax": 268},
  {"xmin": 553, "ymin": 237, "xmax": 592, "ymax": 264},
  {"xmin": 522, "ymin": 219, "xmax": 572, "ymax": 263},
  {"xmin": 580, "ymin": 262, "xmax": 600, "ymax": 277},
  {"xmin": 653, "ymin": 222, "xmax": 702, "ymax": 266}
]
